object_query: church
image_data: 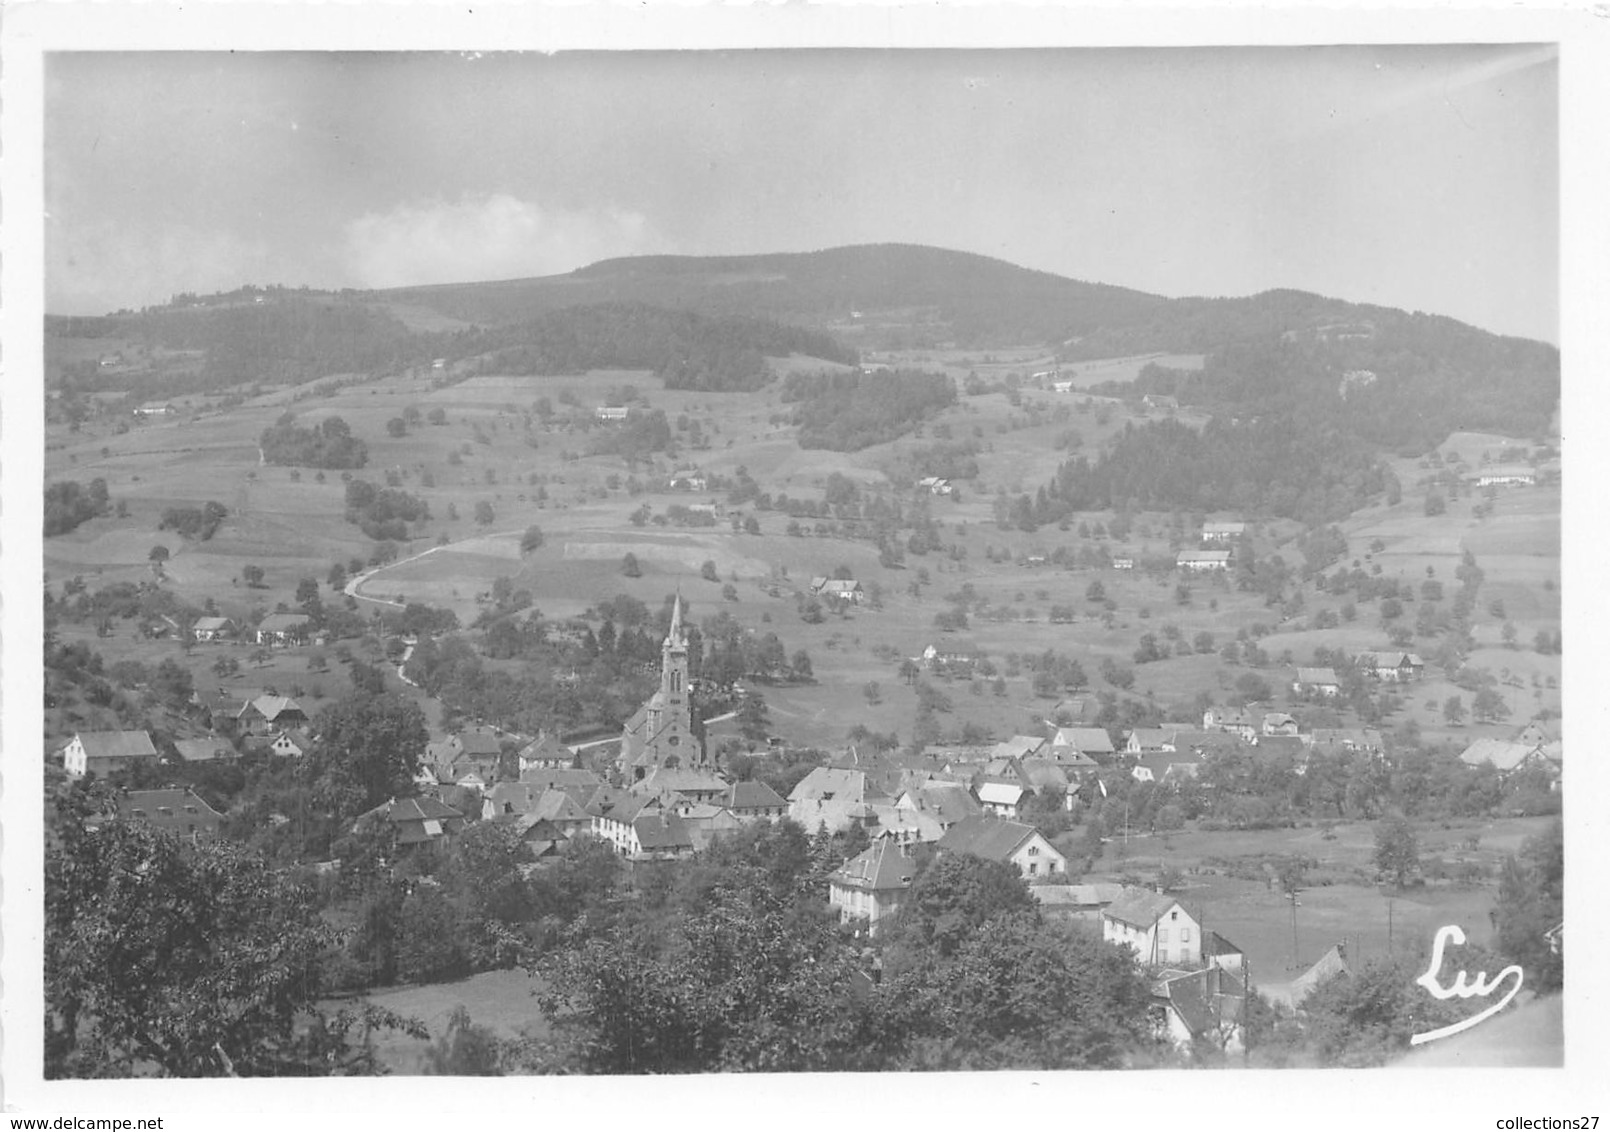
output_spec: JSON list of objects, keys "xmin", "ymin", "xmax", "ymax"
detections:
[{"xmin": 618, "ymin": 595, "xmax": 709, "ymax": 781}]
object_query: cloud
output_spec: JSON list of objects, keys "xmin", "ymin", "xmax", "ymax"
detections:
[
  {"xmin": 47, "ymin": 219, "xmax": 272, "ymax": 314},
  {"xmin": 342, "ymin": 194, "xmax": 660, "ymax": 289}
]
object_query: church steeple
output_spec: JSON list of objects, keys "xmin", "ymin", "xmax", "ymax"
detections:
[{"xmin": 661, "ymin": 592, "xmax": 689, "ymax": 702}]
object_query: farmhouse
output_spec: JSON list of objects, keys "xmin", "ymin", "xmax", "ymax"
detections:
[
  {"xmin": 595, "ymin": 405, "xmax": 630, "ymax": 422},
  {"xmin": 1202, "ymin": 707, "xmax": 1258, "ymax": 741},
  {"xmin": 1032, "ymin": 882, "xmax": 1124, "ymax": 923},
  {"xmin": 1132, "ymin": 752, "xmax": 1202, "ymax": 784},
  {"xmin": 1112, "ymin": 557, "xmax": 1135, "ymax": 570},
  {"xmin": 829, "ymin": 835, "xmax": 920, "ymax": 935},
  {"xmin": 917, "ymin": 476, "xmax": 954, "ymax": 496},
  {"xmin": 112, "ymin": 788, "xmax": 224, "ymax": 843},
  {"xmin": 1051, "ymin": 380, "xmax": 1074, "ymax": 394},
  {"xmin": 1290, "ymin": 943, "xmax": 1351, "ymax": 1007},
  {"xmin": 174, "ymin": 737, "xmax": 234, "ymax": 764},
  {"xmin": 1125, "ymin": 727, "xmax": 1178, "ymax": 755},
  {"xmin": 974, "ymin": 780, "xmax": 1027, "ymax": 819},
  {"xmin": 238, "ymin": 694, "xmax": 308, "ymax": 735},
  {"xmin": 990, "ymin": 734, "xmax": 1048, "ymax": 762},
  {"xmin": 1355, "ymin": 651, "xmax": 1424, "ymax": 683},
  {"xmin": 810, "ymin": 577, "xmax": 864, "ymax": 604},
  {"xmin": 1201, "ymin": 521, "xmax": 1246, "ymax": 543},
  {"xmin": 1177, "ymin": 550, "xmax": 1230, "ymax": 572},
  {"xmin": 1474, "ymin": 465, "xmax": 1537, "ymax": 487},
  {"xmin": 1142, "ymin": 393, "xmax": 1180, "ymax": 413},
  {"xmin": 632, "ymin": 766, "xmax": 730, "ymax": 803},
  {"xmin": 667, "ymin": 468, "xmax": 708, "ymax": 491},
  {"xmin": 1458, "ymin": 738, "xmax": 1550, "ymax": 775},
  {"xmin": 517, "ymin": 731, "xmax": 572, "ymax": 771},
  {"xmin": 133, "ymin": 401, "xmax": 176, "ymax": 417},
  {"xmin": 723, "ymin": 780, "xmax": 789, "ymax": 822},
  {"xmin": 789, "ymin": 767, "xmax": 886, "ymax": 832},
  {"xmin": 267, "ymin": 729, "xmax": 312, "ymax": 758},
  {"xmin": 62, "ymin": 730, "xmax": 159, "ymax": 778},
  {"xmin": 1153, "ymin": 964, "xmax": 1248, "ymax": 1056},
  {"xmin": 937, "ymin": 817, "xmax": 1067, "ymax": 880},
  {"xmin": 190, "ymin": 616, "xmax": 235, "ymax": 642},
  {"xmin": 1050, "ymin": 726, "xmax": 1116, "ymax": 764},
  {"xmin": 1102, "ymin": 888, "xmax": 1201, "ymax": 968},
  {"xmin": 354, "ymin": 796, "xmax": 467, "ymax": 853},
  {"xmin": 1261, "ymin": 712, "xmax": 1300, "ymax": 737},
  {"xmin": 1306, "ymin": 728, "xmax": 1385, "ymax": 755},
  {"xmin": 1292, "ymin": 667, "xmax": 1341, "ymax": 697},
  {"xmin": 254, "ymin": 613, "xmax": 311, "ymax": 647},
  {"xmin": 895, "ymin": 782, "xmax": 984, "ymax": 831}
]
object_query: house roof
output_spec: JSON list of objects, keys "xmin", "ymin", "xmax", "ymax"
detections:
[
  {"xmin": 1357, "ymin": 651, "xmax": 1424, "ymax": 669},
  {"xmin": 191, "ymin": 616, "xmax": 233, "ymax": 632},
  {"xmin": 936, "ymin": 816, "xmax": 1042, "ymax": 862},
  {"xmin": 173, "ymin": 738, "xmax": 232, "ymax": 762},
  {"xmin": 1136, "ymin": 754, "xmax": 1200, "ymax": 781},
  {"xmin": 634, "ymin": 813, "xmax": 694, "ymax": 850},
  {"xmin": 246, "ymin": 694, "xmax": 304, "ymax": 720},
  {"xmin": 1160, "ymin": 966, "xmax": 1246, "ymax": 1038},
  {"xmin": 1291, "ymin": 944, "xmax": 1351, "ymax": 1005},
  {"xmin": 633, "ymin": 767, "xmax": 730, "ymax": 796},
  {"xmin": 788, "ymin": 767, "xmax": 876, "ymax": 804},
  {"xmin": 1459, "ymin": 738, "xmax": 1542, "ymax": 772},
  {"xmin": 1202, "ymin": 521, "xmax": 1246, "ymax": 534},
  {"xmin": 386, "ymin": 796, "xmax": 464, "ymax": 824},
  {"xmin": 1052, "ymin": 727, "xmax": 1115, "ymax": 755},
  {"xmin": 70, "ymin": 730, "xmax": 158, "ymax": 760},
  {"xmin": 904, "ymin": 783, "xmax": 983, "ymax": 826},
  {"xmin": 1033, "ymin": 882, "xmax": 1124, "ymax": 908},
  {"xmin": 1262, "ymin": 712, "xmax": 1297, "ymax": 728},
  {"xmin": 831, "ymin": 836, "xmax": 920, "ymax": 892},
  {"xmin": 1128, "ymin": 727, "xmax": 1178, "ymax": 748},
  {"xmin": 518, "ymin": 766, "xmax": 602, "ymax": 793},
  {"xmin": 518, "ymin": 732, "xmax": 570, "ymax": 763},
  {"xmin": 257, "ymin": 613, "xmax": 311, "ymax": 632},
  {"xmin": 1295, "ymin": 668, "xmax": 1340, "ymax": 685},
  {"xmin": 115, "ymin": 788, "xmax": 223, "ymax": 828},
  {"xmin": 991, "ymin": 735, "xmax": 1048, "ymax": 761},
  {"xmin": 726, "ymin": 780, "xmax": 787, "ymax": 810},
  {"xmin": 1177, "ymin": 550, "xmax": 1230, "ymax": 563},
  {"xmin": 976, "ymin": 780, "xmax": 1027, "ymax": 806},
  {"xmin": 1019, "ymin": 759, "xmax": 1070, "ymax": 791},
  {"xmin": 1103, "ymin": 887, "xmax": 1187, "ymax": 929}
]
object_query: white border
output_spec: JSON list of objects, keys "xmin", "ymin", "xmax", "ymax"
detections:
[{"xmin": 4, "ymin": 4, "xmax": 1607, "ymax": 1125}]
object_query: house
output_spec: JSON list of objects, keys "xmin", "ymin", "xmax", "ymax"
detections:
[
  {"xmin": 517, "ymin": 766, "xmax": 603, "ymax": 799},
  {"xmin": 1355, "ymin": 651, "xmax": 1425, "ymax": 683},
  {"xmin": 829, "ymin": 835, "xmax": 920, "ymax": 935},
  {"xmin": 974, "ymin": 780, "xmax": 1028, "ymax": 819},
  {"xmin": 1154, "ymin": 964, "xmax": 1248, "ymax": 1056},
  {"xmin": 789, "ymin": 767, "xmax": 885, "ymax": 830},
  {"xmin": 61, "ymin": 730, "xmax": 160, "ymax": 778},
  {"xmin": 354, "ymin": 796, "xmax": 467, "ymax": 852},
  {"xmin": 1125, "ymin": 727, "xmax": 1178, "ymax": 756},
  {"xmin": 631, "ymin": 766, "xmax": 730, "ymax": 803},
  {"xmin": 810, "ymin": 577, "xmax": 864, "ymax": 604},
  {"xmin": 254, "ymin": 613, "xmax": 311, "ymax": 647},
  {"xmin": 989, "ymin": 735, "xmax": 1048, "ymax": 762},
  {"xmin": 428, "ymin": 726, "xmax": 507, "ymax": 785},
  {"xmin": 1290, "ymin": 943, "xmax": 1351, "ymax": 1008},
  {"xmin": 594, "ymin": 795, "xmax": 696, "ymax": 860},
  {"xmin": 1292, "ymin": 668, "xmax": 1341, "ymax": 697},
  {"xmin": 917, "ymin": 476, "xmax": 954, "ymax": 496},
  {"xmin": 1142, "ymin": 393, "xmax": 1180, "ymax": 413},
  {"xmin": 133, "ymin": 401, "xmax": 176, "ymax": 417},
  {"xmin": 517, "ymin": 731, "xmax": 573, "ymax": 771},
  {"xmin": 190, "ymin": 616, "xmax": 235, "ymax": 642},
  {"xmin": 1112, "ymin": 557, "xmax": 1135, "ymax": 570},
  {"xmin": 238, "ymin": 694, "xmax": 309, "ymax": 736},
  {"xmin": 1261, "ymin": 712, "xmax": 1300, "ymax": 737},
  {"xmin": 1177, "ymin": 550, "xmax": 1230, "ymax": 572},
  {"xmin": 112, "ymin": 788, "xmax": 224, "ymax": 843},
  {"xmin": 173, "ymin": 738, "xmax": 234, "ymax": 764},
  {"xmin": 1305, "ymin": 728, "xmax": 1385, "ymax": 755},
  {"xmin": 1051, "ymin": 380, "xmax": 1075, "ymax": 394},
  {"xmin": 724, "ymin": 780, "xmax": 789, "ymax": 822},
  {"xmin": 1050, "ymin": 726, "xmax": 1115, "ymax": 765},
  {"xmin": 1032, "ymin": 882, "xmax": 1124, "ymax": 923},
  {"xmin": 1132, "ymin": 752, "xmax": 1203, "ymax": 784},
  {"xmin": 1512, "ymin": 719, "xmax": 1561, "ymax": 749},
  {"xmin": 895, "ymin": 782, "xmax": 984, "ymax": 831},
  {"xmin": 667, "ymin": 468, "xmax": 708, "ymax": 491},
  {"xmin": 1458, "ymin": 738, "xmax": 1548, "ymax": 775},
  {"xmin": 1474, "ymin": 465, "xmax": 1537, "ymax": 487},
  {"xmin": 937, "ymin": 816, "xmax": 1067, "ymax": 880},
  {"xmin": 595, "ymin": 405, "xmax": 630, "ymax": 422},
  {"xmin": 1102, "ymin": 887, "xmax": 1202, "ymax": 968},
  {"xmin": 268, "ymin": 728, "xmax": 312, "ymax": 758},
  {"xmin": 1201, "ymin": 521, "xmax": 1246, "ymax": 544},
  {"xmin": 1201, "ymin": 707, "xmax": 1259, "ymax": 742},
  {"xmin": 498, "ymin": 790, "xmax": 592, "ymax": 855}
]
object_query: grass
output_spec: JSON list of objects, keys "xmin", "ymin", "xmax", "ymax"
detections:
[{"xmin": 328, "ymin": 968, "xmax": 549, "ymax": 1075}]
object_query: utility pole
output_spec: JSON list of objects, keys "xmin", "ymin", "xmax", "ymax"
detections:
[{"xmin": 1289, "ymin": 889, "xmax": 1301, "ymax": 970}]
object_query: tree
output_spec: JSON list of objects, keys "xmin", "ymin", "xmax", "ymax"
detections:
[
  {"xmin": 520, "ymin": 525, "xmax": 545, "ymax": 554},
  {"xmin": 295, "ymin": 576, "xmax": 320, "ymax": 606},
  {"xmin": 1492, "ymin": 818, "xmax": 1563, "ymax": 993},
  {"xmin": 327, "ymin": 563, "xmax": 348, "ymax": 590},
  {"xmin": 700, "ymin": 559, "xmax": 720, "ymax": 583},
  {"xmin": 148, "ymin": 545, "xmax": 170, "ymax": 566},
  {"xmin": 1471, "ymin": 686, "xmax": 1510, "ymax": 724},
  {"xmin": 45, "ymin": 791, "xmax": 421, "ymax": 1077},
  {"xmin": 306, "ymin": 692, "xmax": 430, "ymax": 818},
  {"xmin": 1373, "ymin": 813, "xmax": 1420, "ymax": 889},
  {"xmin": 1085, "ymin": 579, "xmax": 1106, "ymax": 603},
  {"xmin": 621, "ymin": 553, "xmax": 642, "ymax": 578},
  {"xmin": 386, "ymin": 417, "xmax": 408, "ymax": 438},
  {"xmin": 1424, "ymin": 491, "xmax": 1446, "ymax": 517},
  {"xmin": 1442, "ymin": 695, "xmax": 1466, "ymax": 726},
  {"xmin": 474, "ymin": 500, "xmax": 495, "ymax": 527},
  {"xmin": 737, "ymin": 693, "xmax": 772, "ymax": 744},
  {"xmin": 790, "ymin": 649, "xmax": 814, "ymax": 681},
  {"xmin": 863, "ymin": 681, "xmax": 883, "ymax": 706},
  {"xmin": 898, "ymin": 658, "xmax": 921, "ymax": 685},
  {"xmin": 421, "ymin": 1007, "xmax": 503, "ymax": 1076},
  {"xmin": 242, "ymin": 564, "xmax": 265, "ymax": 588}
]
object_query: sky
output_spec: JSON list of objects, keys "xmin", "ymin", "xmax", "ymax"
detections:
[{"xmin": 45, "ymin": 46, "xmax": 1558, "ymax": 342}]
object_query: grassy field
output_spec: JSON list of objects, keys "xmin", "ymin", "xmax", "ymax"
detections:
[{"xmin": 327, "ymin": 968, "xmax": 549, "ymax": 1074}]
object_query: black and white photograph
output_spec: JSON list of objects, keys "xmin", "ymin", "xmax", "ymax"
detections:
[{"xmin": 2, "ymin": 4, "xmax": 1604, "ymax": 1123}]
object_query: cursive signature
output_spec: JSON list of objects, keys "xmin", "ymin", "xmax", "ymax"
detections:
[{"xmin": 1409, "ymin": 924, "xmax": 1525, "ymax": 1046}]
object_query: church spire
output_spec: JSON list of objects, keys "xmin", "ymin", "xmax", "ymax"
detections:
[{"xmin": 667, "ymin": 590, "xmax": 685, "ymax": 646}]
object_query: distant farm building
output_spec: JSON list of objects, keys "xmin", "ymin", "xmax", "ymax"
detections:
[
  {"xmin": 811, "ymin": 577, "xmax": 865, "ymax": 604},
  {"xmin": 937, "ymin": 817, "xmax": 1067, "ymax": 880},
  {"xmin": 1103, "ymin": 887, "xmax": 1201, "ymax": 968},
  {"xmin": 254, "ymin": 613, "xmax": 311, "ymax": 647},
  {"xmin": 1177, "ymin": 550, "xmax": 1230, "ymax": 572},
  {"xmin": 112, "ymin": 788, "xmax": 224, "ymax": 843},
  {"xmin": 1292, "ymin": 668, "xmax": 1342, "ymax": 697},
  {"xmin": 190, "ymin": 616, "xmax": 235, "ymax": 642},
  {"xmin": 595, "ymin": 406, "xmax": 630, "ymax": 422},
  {"xmin": 1201, "ymin": 521, "xmax": 1246, "ymax": 543},
  {"xmin": 1142, "ymin": 394, "xmax": 1180, "ymax": 413},
  {"xmin": 133, "ymin": 402, "xmax": 176, "ymax": 417},
  {"xmin": 667, "ymin": 469, "xmax": 708, "ymax": 491},
  {"xmin": 1474, "ymin": 465, "xmax": 1537, "ymax": 487},
  {"xmin": 1052, "ymin": 380, "xmax": 1075, "ymax": 394},
  {"xmin": 1355, "ymin": 651, "xmax": 1424, "ymax": 682},
  {"xmin": 917, "ymin": 476, "xmax": 954, "ymax": 496}
]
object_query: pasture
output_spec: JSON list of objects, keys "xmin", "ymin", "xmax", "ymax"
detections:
[{"xmin": 330, "ymin": 967, "xmax": 549, "ymax": 1075}]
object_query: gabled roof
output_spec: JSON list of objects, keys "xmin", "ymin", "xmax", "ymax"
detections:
[
  {"xmin": 1295, "ymin": 667, "xmax": 1340, "ymax": 685},
  {"xmin": 1033, "ymin": 882, "xmax": 1124, "ymax": 908},
  {"xmin": 936, "ymin": 816, "xmax": 1041, "ymax": 862},
  {"xmin": 1177, "ymin": 550, "xmax": 1230, "ymax": 563},
  {"xmin": 634, "ymin": 767, "xmax": 729, "ymax": 796},
  {"xmin": 726, "ymin": 779, "xmax": 787, "ymax": 811},
  {"xmin": 246, "ymin": 694, "xmax": 305, "ymax": 721},
  {"xmin": 1357, "ymin": 651, "xmax": 1424, "ymax": 669},
  {"xmin": 174, "ymin": 738, "xmax": 233, "ymax": 762},
  {"xmin": 831, "ymin": 836, "xmax": 920, "ymax": 892},
  {"xmin": 975, "ymin": 780, "xmax": 1027, "ymax": 806},
  {"xmin": 991, "ymin": 735, "xmax": 1048, "ymax": 761},
  {"xmin": 518, "ymin": 766, "xmax": 602, "ymax": 794},
  {"xmin": 116, "ymin": 787, "xmax": 223, "ymax": 822},
  {"xmin": 518, "ymin": 732, "xmax": 571, "ymax": 763},
  {"xmin": 789, "ymin": 766, "xmax": 876, "ymax": 804},
  {"xmin": 903, "ymin": 783, "xmax": 983, "ymax": 826},
  {"xmin": 1127, "ymin": 727, "xmax": 1178, "ymax": 748},
  {"xmin": 1291, "ymin": 944, "xmax": 1351, "ymax": 1005},
  {"xmin": 1052, "ymin": 727, "xmax": 1115, "ymax": 755},
  {"xmin": 386, "ymin": 796, "xmax": 464, "ymax": 824},
  {"xmin": 191, "ymin": 616, "xmax": 234, "ymax": 632},
  {"xmin": 70, "ymin": 730, "xmax": 159, "ymax": 760},
  {"xmin": 1459, "ymin": 738, "xmax": 1542, "ymax": 772},
  {"xmin": 1103, "ymin": 886, "xmax": 1188, "ymax": 929},
  {"xmin": 633, "ymin": 813, "xmax": 694, "ymax": 850}
]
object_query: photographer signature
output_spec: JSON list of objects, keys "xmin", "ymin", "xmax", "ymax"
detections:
[{"xmin": 1410, "ymin": 924, "xmax": 1525, "ymax": 1046}]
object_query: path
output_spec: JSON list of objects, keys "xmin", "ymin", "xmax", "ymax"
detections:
[{"xmin": 343, "ymin": 544, "xmax": 452, "ymax": 609}]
